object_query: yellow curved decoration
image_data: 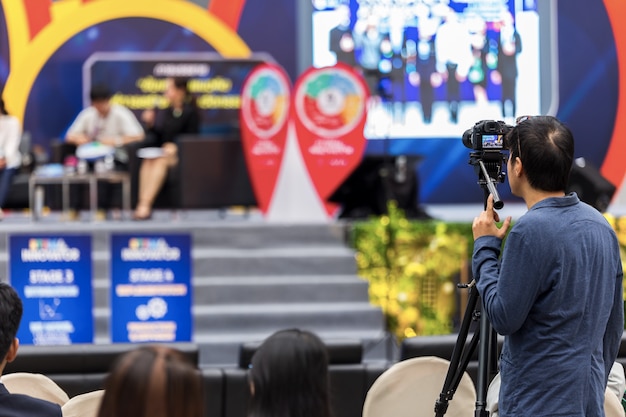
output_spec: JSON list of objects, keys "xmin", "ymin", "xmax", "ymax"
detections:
[
  {"xmin": 4, "ymin": 0, "xmax": 251, "ymax": 124},
  {"xmin": 1, "ymin": 0, "xmax": 31, "ymax": 69}
]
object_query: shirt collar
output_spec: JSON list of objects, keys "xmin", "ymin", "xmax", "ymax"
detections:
[{"xmin": 529, "ymin": 192, "xmax": 580, "ymax": 211}]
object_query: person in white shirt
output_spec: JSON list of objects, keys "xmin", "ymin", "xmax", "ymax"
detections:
[
  {"xmin": 65, "ymin": 85, "xmax": 144, "ymax": 218},
  {"xmin": 0, "ymin": 98, "xmax": 22, "ymax": 219},
  {"xmin": 66, "ymin": 85, "xmax": 144, "ymax": 148}
]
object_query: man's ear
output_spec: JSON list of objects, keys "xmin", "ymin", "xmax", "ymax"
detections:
[
  {"xmin": 514, "ymin": 157, "xmax": 524, "ymax": 177},
  {"xmin": 5, "ymin": 338, "xmax": 19, "ymax": 363}
]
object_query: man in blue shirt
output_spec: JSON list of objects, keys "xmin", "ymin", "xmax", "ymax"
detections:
[{"xmin": 472, "ymin": 116, "xmax": 623, "ymax": 416}]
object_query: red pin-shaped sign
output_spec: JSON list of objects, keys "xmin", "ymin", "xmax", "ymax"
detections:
[
  {"xmin": 292, "ymin": 63, "xmax": 369, "ymax": 216},
  {"xmin": 240, "ymin": 63, "xmax": 291, "ymax": 214}
]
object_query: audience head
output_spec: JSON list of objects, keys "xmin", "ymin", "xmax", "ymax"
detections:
[
  {"xmin": 97, "ymin": 345, "xmax": 203, "ymax": 417},
  {"xmin": 506, "ymin": 115, "xmax": 574, "ymax": 193},
  {"xmin": 248, "ymin": 329, "xmax": 332, "ymax": 417},
  {"xmin": 89, "ymin": 85, "xmax": 113, "ymax": 116},
  {"xmin": 0, "ymin": 282, "xmax": 23, "ymax": 372}
]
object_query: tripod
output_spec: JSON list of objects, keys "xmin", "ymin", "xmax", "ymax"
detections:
[{"xmin": 434, "ymin": 153, "xmax": 507, "ymax": 417}]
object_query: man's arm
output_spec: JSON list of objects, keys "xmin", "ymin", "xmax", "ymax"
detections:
[
  {"xmin": 65, "ymin": 133, "xmax": 91, "ymax": 146},
  {"xmin": 475, "ymin": 231, "xmax": 543, "ymax": 335},
  {"xmin": 0, "ymin": 116, "xmax": 22, "ymax": 169},
  {"xmin": 603, "ymin": 259, "xmax": 624, "ymax": 382},
  {"xmin": 98, "ymin": 106, "xmax": 145, "ymax": 147},
  {"xmin": 472, "ymin": 194, "xmax": 540, "ymax": 335},
  {"xmin": 65, "ymin": 110, "xmax": 91, "ymax": 145}
]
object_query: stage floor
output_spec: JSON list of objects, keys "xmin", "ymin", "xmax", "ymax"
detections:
[
  {"xmin": 0, "ymin": 203, "xmax": 527, "ymax": 226},
  {"xmin": 0, "ymin": 199, "xmax": 620, "ymax": 228}
]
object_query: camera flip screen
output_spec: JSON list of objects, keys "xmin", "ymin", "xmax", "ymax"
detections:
[{"xmin": 482, "ymin": 134, "xmax": 503, "ymax": 149}]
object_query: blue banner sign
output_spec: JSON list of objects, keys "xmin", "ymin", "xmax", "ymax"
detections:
[
  {"xmin": 110, "ymin": 234, "xmax": 192, "ymax": 343},
  {"xmin": 9, "ymin": 235, "xmax": 93, "ymax": 345}
]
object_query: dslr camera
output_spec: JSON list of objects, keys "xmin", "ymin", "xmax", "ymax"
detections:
[{"xmin": 462, "ymin": 120, "xmax": 512, "ymax": 151}]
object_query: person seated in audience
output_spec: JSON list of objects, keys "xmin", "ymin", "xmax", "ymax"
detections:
[
  {"xmin": 97, "ymin": 345, "xmax": 203, "ymax": 417},
  {"xmin": 0, "ymin": 282, "xmax": 62, "ymax": 416},
  {"xmin": 65, "ymin": 84, "xmax": 144, "ymax": 218},
  {"xmin": 247, "ymin": 329, "xmax": 332, "ymax": 417},
  {"xmin": 0, "ymin": 97, "xmax": 22, "ymax": 220},
  {"xmin": 133, "ymin": 76, "xmax": 200, "ymax": 220}
]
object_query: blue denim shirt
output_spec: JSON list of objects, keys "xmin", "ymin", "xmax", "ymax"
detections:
[{"xmin": 473, "ymin": 193, "xmax": 623, "ymax": 417}]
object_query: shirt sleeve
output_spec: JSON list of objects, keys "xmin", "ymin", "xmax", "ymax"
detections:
[
  {"xmin": 474, "ymin": 230, "xmax": 544, "ymax": 335},
  {"xmin": 183, "ymin": 108, "xmax": 200, "ymax": 134},
  {"xmin": 603, "ymin": 257, "xmax": 624, "ymax": 382},
  {"xmin": 66, "ymin": 108, "xmax": 91, "ymax": 137},
  {"xmin": 116, "ymin": 106, "xmax": 144, "ymax": 137},
  {"xmin": 4, "ymin": 117, "xmax": 22, "ymax": 166}
]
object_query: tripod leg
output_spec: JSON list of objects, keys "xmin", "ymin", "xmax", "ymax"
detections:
[
  {"xmin": 474, "ymin": 302, "xmax": 495, "ymax": 416},
  {"xmin": 434, "ymin": 286, "xmax": 481, "ymax": 417}
]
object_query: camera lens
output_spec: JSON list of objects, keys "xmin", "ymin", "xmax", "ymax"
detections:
[{"xmin": 462, "ymin": 129, "xmax": 474, "ymax": 149}]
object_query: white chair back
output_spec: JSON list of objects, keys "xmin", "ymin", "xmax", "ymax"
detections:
[
  {"xmin": 363, "ymin": 356, "xmax": 476, "ymax": 417},
  {"xmin": 2, "ymin": 372, "xmax": 69, "ymax": 406}
]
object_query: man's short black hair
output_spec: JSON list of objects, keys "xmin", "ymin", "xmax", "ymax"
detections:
[
  {"xmin": 89, "ymin": 85, "xmax": 112, "ymax": 102},
  {"xmin": 0, "ymin": 282, "xmax": 23, "ymax": 361},
  {"xmin": 506, "ymin": 115, "xmax": 574, "ymax": 192}
]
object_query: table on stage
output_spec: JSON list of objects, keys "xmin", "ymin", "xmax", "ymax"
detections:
[{"xmin": 29, "ymin": 170, "xmax": 131, "ymax": 221}]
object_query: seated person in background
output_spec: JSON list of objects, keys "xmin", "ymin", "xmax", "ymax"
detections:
[
  {"xmin": 65, "ymin": 85, "xmax": 144, "ymax": 218},
  {"xmin": 66, "ymin": 84, "xmax": 144, "ymax": 149},
  {"xmin": 0, "ymin": 282, "xmax": 62, "ymax": 417},
  {"xmin": 0, "ymin": 97, "xmax": 22, "ymax": 220},
  {"xmin": 133, "ymin": 77, "xmax": 200, "ymax": 220},
  {"xmin": 248, "ymin": 329, "xmax": 332, "ymax": 417},
  {"xmin": 97, "ymin": 345, "xmax": 203, "ymax": 417}
]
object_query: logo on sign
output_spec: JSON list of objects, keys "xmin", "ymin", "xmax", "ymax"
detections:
[
  {"xmin": 241, "ymin": 68, "xmax": 290, "ymax": 140},
  {"xmin": 21, "ymin": 239, "xmax": 81, "ymax": 262},
  {"xmin": 294, "ymin": 68, "xmax": 366, "ymax": 138},
  {"xmin": 121, "ymin": 238, "xmax": 181, "ymax": 261},
  {"xmin": 136, "ymin": 298, "xmax": 168, "ymax": 321}
]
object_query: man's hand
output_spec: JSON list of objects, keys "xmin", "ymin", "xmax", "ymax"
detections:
[
  {"xmin": 66, "ymin": 134, "xmax": 91, "ymax": 146},
  {"xmin": 472, "ymin": 194, "xmax": 512, "ymax": 240},
  {"xmin": 98, "ymin": 136, "xmax": 121, "ymax": 147}
]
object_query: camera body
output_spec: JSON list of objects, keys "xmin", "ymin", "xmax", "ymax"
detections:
[{"xmin": 462, "ymin": 120, "xmax": 513, "ymax": 151}]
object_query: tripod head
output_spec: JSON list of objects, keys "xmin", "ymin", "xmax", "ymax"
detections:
[{"xmin": 469, "ymin": 150, "xmax": 507, "ymax": 209}]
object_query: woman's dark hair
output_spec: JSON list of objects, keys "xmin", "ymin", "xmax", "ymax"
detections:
[
  {"xmin": 0, "ymin": 97, "xmax": 8, "ymax": 115},
  {"xmin": 170, "ymin": 77, "xmax": 190, "ymax": 94},
  {"xmin": 506, "ymin": 115, "xmax": 574, "ymax": 192},
  {"xmin": 248, "ymin": 329, "xmax": 333, "ymax": 417},
  {"xmin": 97, "ymin": 345, "xmax": 203, "ymax": 417},
  {"xmin": 169, "ymin": 77, "xmax": 196, "ymax": 106}
]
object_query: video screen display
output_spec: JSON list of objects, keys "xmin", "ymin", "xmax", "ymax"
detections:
[
  {"xmin": 482, "ymin": 134, "xmax": 503, "ymax": 149},
  {"xmin": 312, "ymin": 0, "xmax": 549, "ymax": 140}
]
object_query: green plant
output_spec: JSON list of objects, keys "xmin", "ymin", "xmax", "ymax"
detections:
[
  {"xmin": 353, "ymin": 207, "xmax": 626, "ymax": 340},
  {"xmin": 352, "ymin": 202, "xmax": 473, "ymax": 340}
]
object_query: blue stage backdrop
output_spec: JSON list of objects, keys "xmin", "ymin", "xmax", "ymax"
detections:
[{"xmin": 0, "ymin": 0, "xmax": 620, "ymax": 205}]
